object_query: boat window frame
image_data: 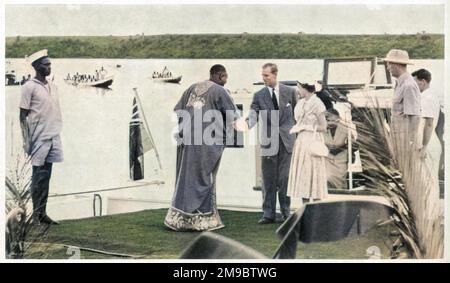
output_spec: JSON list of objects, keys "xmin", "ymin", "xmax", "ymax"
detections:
[{"xmin": 322, "ymin": 57, "xmax": 392, "ymax": 89}]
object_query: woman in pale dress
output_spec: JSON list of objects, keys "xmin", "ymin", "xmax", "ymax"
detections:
[{"xmin": 287, "ymin": 83, "xmax": 328, "ymax": 204}]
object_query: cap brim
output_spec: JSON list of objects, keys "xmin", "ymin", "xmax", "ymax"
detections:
[
  {"xmin": 31, "ymin": 56, "xmax": 48, "ymax": 64},
  {"xmin": 26, "ymin": 49, "xmax": 48, "ymax": 64},
  {"xmin": 382, "ymin": 58, "xmax": 414, "ymax": 65}
]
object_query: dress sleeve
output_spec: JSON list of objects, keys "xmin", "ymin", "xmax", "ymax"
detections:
[
  {"xmin": 313, "ymin": 98, "xmax": 326, "ymax": 117},
  {"xmin": 294, "ymin": 100, "xmax": 303, "ymax": 122}
]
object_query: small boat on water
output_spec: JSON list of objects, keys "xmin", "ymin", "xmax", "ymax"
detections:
[
  {"xmin": 152, "ymin": 75, "xmax": 182, "ymax": 84},
  {"xmin": 5, "ymin": 72, "xmax": 21, "ymax": 86},
  {"xmin": 151, "ymin": 67, "xmax": 182, "ymax": 84},
  {"xmin": 65, "ymin": 75, "xmax": 114, "ymax": 88},
  {"xmin": 5, "ymin": 61, "xmax": 31, "ymax": 86},
  {"xmin": 5, "ymin": 61, "xmax": 20, "ymax": 86}
]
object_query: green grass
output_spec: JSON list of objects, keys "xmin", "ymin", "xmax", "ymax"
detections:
[
  {"xmin": 6, "ymin": 33, "xmax": 444, "ymax": 59},
  {"xmin": 23, "ymin": 209, "xmax": 394, "ymax": 260}
]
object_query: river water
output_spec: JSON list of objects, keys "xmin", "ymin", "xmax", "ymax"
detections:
[{"xmin": 4, "ymin": 58, "xmax": 444, "ymax": 220}]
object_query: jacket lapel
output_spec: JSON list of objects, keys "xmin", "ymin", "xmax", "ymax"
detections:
[
  {"xmin": 262, "ymin": 87, "xmax": 274, "ymax": 110},
  {"xmin": 279, "ymin": 84, "xmax": 287, "ymax": 121}
]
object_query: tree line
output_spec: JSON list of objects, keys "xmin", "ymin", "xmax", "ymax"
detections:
[{"xmin": 6, "ymin": 34, "xmax": 444, "ymax": 59}]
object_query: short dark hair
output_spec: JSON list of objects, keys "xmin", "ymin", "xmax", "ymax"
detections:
[
  {"xmin": 298, "ymin": 82, "xmax": 316, "ymax": 93},
  {"xmin": 210, "ymin": 64, "xmax": 226, "ymax": 76},
  {"xmin": 411, "ymin": 69, "xmax": 431, "ymax": 83},
  {"xmin": 262, "ymin": 63, "xmax": 278, "ymax": 75}
]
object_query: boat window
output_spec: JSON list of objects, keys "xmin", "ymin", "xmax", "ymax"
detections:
[
  {"xmin": 373, "ymin": 63, "xmax": 392, "ymax": 85},
  {"xmin": 327, "ymin": 61, "xmax": 372, "ymax": 86}
]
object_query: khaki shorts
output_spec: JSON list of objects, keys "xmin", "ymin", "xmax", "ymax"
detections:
[{"xmin": 29, "ymin": 135, "xmax": 64, "ymax": 166}]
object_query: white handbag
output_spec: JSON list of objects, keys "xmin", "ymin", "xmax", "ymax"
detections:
[
  {"xmin": 309, "ymin": 129, "xmax": 329, "ymax": 157},
  {"xmin": 297, "ymin": 103, "xmax": 329, "ymax": 157}
]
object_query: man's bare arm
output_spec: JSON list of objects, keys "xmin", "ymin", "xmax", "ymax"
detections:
[
  {"xmin": 19, "ymin": 108, "xmax": 30, "ymax": 153},
  {"xmin": 421, "ymin": 117, "xmax": 434, "ymax": 148}
]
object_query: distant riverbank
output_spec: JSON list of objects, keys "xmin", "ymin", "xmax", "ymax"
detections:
[{"xmin": 6, "ymin": 33, "xmax": 444, "ymax": 59}]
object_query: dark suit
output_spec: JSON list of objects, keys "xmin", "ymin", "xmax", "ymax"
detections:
[{"xmin": 247, "ymin": 83, "xmax": 298, "ymax": 220}]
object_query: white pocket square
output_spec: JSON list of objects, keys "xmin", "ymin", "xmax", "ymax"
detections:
[{"xmin": 286, "ymin": 103, "xmax": 291, "ymax": 107}]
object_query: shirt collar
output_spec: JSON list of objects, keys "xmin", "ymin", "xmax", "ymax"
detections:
[
  {"xmin": 31, "ymin": 78, "xmax": 49, "ymax": 86},
  {"xmin": 267, "ymin": 83, "xmax": 279, "ymax": 94}
]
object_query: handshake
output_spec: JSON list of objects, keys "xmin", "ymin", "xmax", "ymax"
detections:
[
  {"xmin": 232, "ymin": 117, "xmax": 249, "ymax": 132},
  {"xmin": 233, "ymin": 117, "xmax": 315, "ymax": 135}
]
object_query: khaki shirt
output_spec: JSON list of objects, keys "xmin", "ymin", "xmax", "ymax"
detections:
[
  {"xmin": 20, "ymin": 78, "xmax": 63, "ymax": 142},
  {"xmin": 392, "ymin": 72, "xmax": 421, "ymax": 117}
]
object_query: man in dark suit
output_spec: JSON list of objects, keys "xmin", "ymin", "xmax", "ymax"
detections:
[{"xmin": 236, "ymin": 63, "xmax": 298, "ymax": 224}]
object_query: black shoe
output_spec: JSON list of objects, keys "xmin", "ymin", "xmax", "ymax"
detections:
[
  {"xmin": 275, "ymin": 216, "xmax": 287, "ymax": 223},
  {"xmin": 258, "ymin": 217, "xmax": 275, "ymax": 224},
  {"xmin": 39, "ymin": 215, "xmax": 60, "ymax": 225}
]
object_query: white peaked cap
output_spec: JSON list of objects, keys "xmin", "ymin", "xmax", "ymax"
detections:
[{"xmin": 26, "ymin": 49, "xmax": 48, "ymax": 65}]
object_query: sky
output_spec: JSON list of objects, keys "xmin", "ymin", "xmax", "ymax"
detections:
[{"xmin": 4, "ymin": 2, "xmax": 445, "ymax": 36}]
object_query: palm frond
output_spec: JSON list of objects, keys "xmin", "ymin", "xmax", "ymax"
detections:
[
  {"xmin": 5, "ymin": 151, "xmax": 52, "ymax": 259},
  {"xmin": 345, "ymin": 91, "xmax": 444, "ymax": 259}
]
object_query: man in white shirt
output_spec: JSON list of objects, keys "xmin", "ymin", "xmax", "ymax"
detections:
[{"xmin": 412, "ymin": 69, "xmax": 441, "ymax": 175}]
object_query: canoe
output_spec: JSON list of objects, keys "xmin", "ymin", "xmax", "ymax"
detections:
[
  {"xmin": 65, "ymin": 75, "xmax": 114, "ymax": 88},
  {"xmin": 152, "ymin": 75, "xmax": 182, "ymax": 84}
]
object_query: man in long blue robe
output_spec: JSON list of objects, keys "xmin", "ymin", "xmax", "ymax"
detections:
[{"xmin": 164, "ymin": 64, "xmax": 239, "ymax": 231}]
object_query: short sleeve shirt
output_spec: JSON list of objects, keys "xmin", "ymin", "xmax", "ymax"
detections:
[
  {"xmin": 20, "ymin": 78, "xmax": 63, "ymax": 142},
  {"xmin": 392, "ymin": 73, "xmax": 421, "ymax": 117},
  {"xmin": 421, "ymin": 88, "xmax": 440, "ymax": 120}
]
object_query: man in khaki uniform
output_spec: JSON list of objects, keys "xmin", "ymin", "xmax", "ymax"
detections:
[{"xmin": 384, "ymin": 49, "xmax": 421, "ymax": 170}]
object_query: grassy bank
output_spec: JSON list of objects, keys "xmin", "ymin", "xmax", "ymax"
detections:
[
  {"xmin": 25, "ymin": 209, "xmax": 394, "ymax": 259},
  {"xmin": 6, "ymin": 34, "xmax": 444, "ymax": 59}
]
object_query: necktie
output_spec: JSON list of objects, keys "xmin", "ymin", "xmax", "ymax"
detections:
[{"xmin": 272, "ymin": 88, "xmax": 279, "ymax": 110}]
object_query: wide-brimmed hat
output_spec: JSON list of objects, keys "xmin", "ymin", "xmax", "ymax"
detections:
[
  {"xmin": 26, "ymin": 49, "xmax": 48, "ymax": 65},
  {"xmin": 383, "ymin": 49, "xmax": 413, "ymax": 65}
]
